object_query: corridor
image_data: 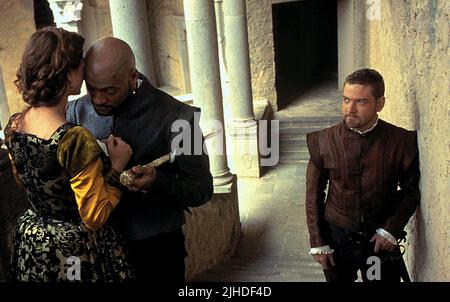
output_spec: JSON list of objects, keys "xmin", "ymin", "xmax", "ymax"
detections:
[{"xmin": 193, "ymin": 79, "xmax": 342, "ymax": 282}]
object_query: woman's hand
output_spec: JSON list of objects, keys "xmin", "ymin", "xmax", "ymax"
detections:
[{"xmin": 106, "ymin": 135, "xmax": 133, "ymax": 172}]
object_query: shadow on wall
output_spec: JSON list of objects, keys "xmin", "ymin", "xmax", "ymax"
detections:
[{"xmin": 0, "ymin": 148, "xmax": 28, "ymax": 281}]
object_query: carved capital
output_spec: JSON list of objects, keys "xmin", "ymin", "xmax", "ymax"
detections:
[{"xmin": 47, "ymin": 0, "xmax": 83, "ymax": 24}]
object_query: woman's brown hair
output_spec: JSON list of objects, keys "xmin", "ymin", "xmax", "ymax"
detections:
[{"xmin": 15, "ymin": 27, "xmax": 84, "ymax": 107}]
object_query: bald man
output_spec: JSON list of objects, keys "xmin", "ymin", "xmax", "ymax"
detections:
[{"xmin": 67, "ymin": 37, "xmax": 213, "ymax": 283}]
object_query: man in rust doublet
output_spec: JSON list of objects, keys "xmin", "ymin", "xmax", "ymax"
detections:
[{"xmin": 305, "ymin": 69, "xmax": 420, "ymax": 282}]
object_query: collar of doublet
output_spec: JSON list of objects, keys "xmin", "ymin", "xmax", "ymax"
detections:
[
  {"xmin": 350, "ymin": 115, "xmax": 379, "ymax": 136},
  {"xmin": 342, "ymin": 115, "xmax": 380, "ymax": 136}
]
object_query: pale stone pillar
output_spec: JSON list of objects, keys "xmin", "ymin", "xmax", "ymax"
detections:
[
  {"xmin": 109, "ymin": 0, "xmax": 156, "ymax": 85},
  {"xmin": 47, "ymin": 0, "xmax": 88, "ymax": 102},
  {"xmin": 0, "ymin": 68, "xmax": 9, "ymax": 132},
  {"xmin": 47, "ymin": 0, "xmax": 83, "ymax": 32},
  {"xmin": 213, "ymin": 0, "xmax": 230, "ymax": 95},
  {"xmin": 223, "ymin": 0, "xmax": 260, "ymax": 177},
  {"xmin": 337, "ymin": 0, "xmax": 365, "ymax": 88},
  {"xmin": 183, "ymin": 0, "xmax": 234, "ymax": 188}
]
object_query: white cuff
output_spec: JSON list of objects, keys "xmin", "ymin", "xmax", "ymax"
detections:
[
  {"xmin": 376, "ymin": 228, "xmax": 397, "ymax": 245},
  {"xmin": 309, "ymin": 245, "xmax": 334, "ymax": 255},
  {"xmin": 96, "ymin": 139, "xmax": 109, "ymax": 156}
]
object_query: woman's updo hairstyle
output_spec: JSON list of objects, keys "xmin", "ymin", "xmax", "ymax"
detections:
[{"xmin": 15, "ymin": 27, "xmax": 84, "ymax": 107}]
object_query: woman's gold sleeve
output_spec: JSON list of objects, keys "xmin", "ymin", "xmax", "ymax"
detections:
[
  {"xmin": 70, "ymin": 158, "xmax": 121, "ymax": 231},
  {"xmin": 57, "ymin": 126, "xmax": 121, "ymax": 231},
  {"xmin": 57, "ymin": 126, "xmax": 103, "ymax": 176}
]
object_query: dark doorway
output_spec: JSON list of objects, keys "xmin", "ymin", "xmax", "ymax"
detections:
[
  {"xmin": 34, "ymin": 0, "xmax": 55, "ymax": 29},
  {"xmin": 272, "ymin": 0, "xmax": 337, "ymax": 110}
]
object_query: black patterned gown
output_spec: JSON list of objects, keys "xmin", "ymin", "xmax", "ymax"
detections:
[{"xmin": 4, "ymin": 114, "xmax": 134, "ymax": 282}]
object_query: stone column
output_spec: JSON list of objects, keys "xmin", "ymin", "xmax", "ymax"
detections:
[
  {"xmin": 0, "ymin": 68, "xmax": 9, "ymax": 132},
  {"xmin": 183, "ymin": 0, "xmax": 234, "ymax": 189},
  {"xmin": 109, "ymin": 0, "xmax": 156, "ymax": 85},
  {"xmin": 214, "ymin": 0, "xmax": 230, "ymax": 95},
  {"xmin": 47, "ymin": 0, "xmax": 83, "ymax": 32},
  {"xmin": 48, "ymin": 0, "xmax": 88, "ymax": 102},
  {"xmin": 337, "ymin": 0, "xmax": 366, "ymax": 88},
  {"xmin": 223, "ymin": 0, "xmax": 260, "ymax": 177}
]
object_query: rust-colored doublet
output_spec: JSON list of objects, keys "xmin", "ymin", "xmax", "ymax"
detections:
[{"xmin": 305, "ymin": 119, "xmax": 420, "ymax": 247}]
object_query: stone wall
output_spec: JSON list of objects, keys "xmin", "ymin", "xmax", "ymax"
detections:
[
  {"xmin": 362, "ymin": 0, "xmax": 450, "ymax": 281},
  {"xmin": 184, "ymin": 180, "xmax": 241, "ymax": 280},
  {"xmin": 0, "ymin": 0, "xmax": 35, "ymax": 116},
  {"xmin": 147, "ymin": 0, "xmax": 185, "ymax": 91},
  {"xmin": 80, "ymin": 0, "xmax": 113, "ymax": 49},
  {"xmin": 246, "ymin": 0, "xmax": 278, "ymax": 111}
]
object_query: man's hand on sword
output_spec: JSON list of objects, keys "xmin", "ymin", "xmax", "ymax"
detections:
[{"xmin": 125, "ymin": 165, "xmax": 156, "ymax": 192}]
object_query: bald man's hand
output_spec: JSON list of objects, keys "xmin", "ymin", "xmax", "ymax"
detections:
[{"xmin": 126, "ymin": 165, "xmax": 157, "ymax": 192}]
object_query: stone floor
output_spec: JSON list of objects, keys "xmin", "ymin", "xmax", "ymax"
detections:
[{"xmin": 193, "ymin": 79, "xmax": 342, "ymax": 282}]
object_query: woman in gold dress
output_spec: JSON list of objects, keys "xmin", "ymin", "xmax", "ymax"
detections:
[{"xmin": 4, "ymin": 27, "xmax": 134, "ymax": 281}]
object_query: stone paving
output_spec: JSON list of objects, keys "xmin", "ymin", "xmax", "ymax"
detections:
[{"xmin": 193, "ymin": 79, "xmax": 342, "ymax": 282}]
